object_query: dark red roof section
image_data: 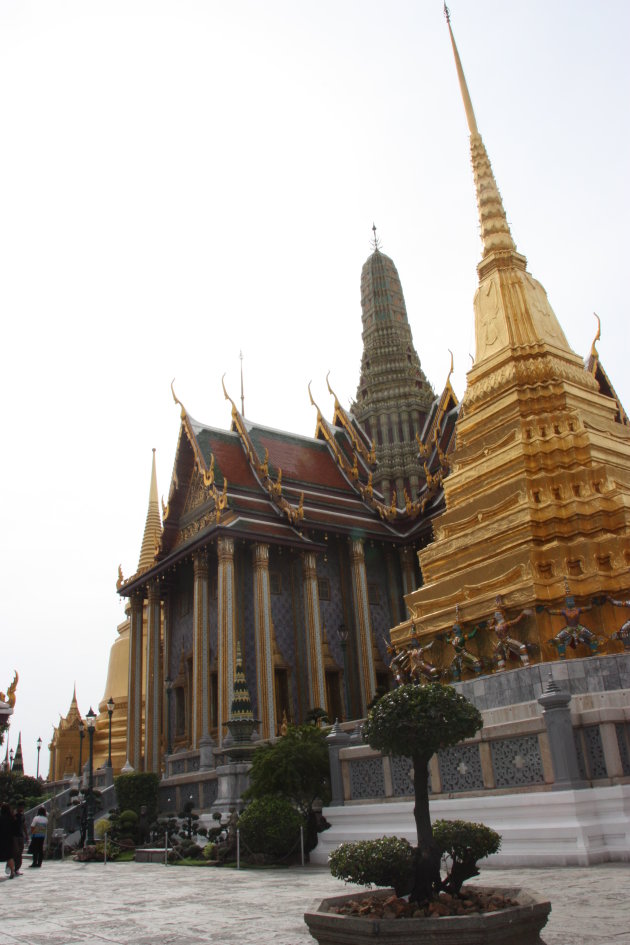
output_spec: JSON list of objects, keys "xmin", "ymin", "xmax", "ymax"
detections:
[{"xmin": 249, "ymin": 427, "xmax": 352, "ymax": 491}]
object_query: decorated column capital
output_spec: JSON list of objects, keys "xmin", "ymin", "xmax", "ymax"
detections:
[
  {"xmin": 193, "ymin": 547, "xmax": 209, "ymax": 576},
  {"xmin": 253, "ymin": 542, "xmax": 270, "ymax": 569},
  {"xmin": 218, "ymin": 536, "xmax": 235, "ymax": 561}
]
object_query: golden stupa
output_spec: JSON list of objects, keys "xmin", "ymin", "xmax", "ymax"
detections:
[{"xmin": 391, "ymin": 14, "xmax": 630, "ymax": 669}]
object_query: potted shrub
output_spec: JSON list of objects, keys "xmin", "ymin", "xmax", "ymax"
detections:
[{"xmin": 304, "ymin": 683, "xmax": 551, "ymax": 944}]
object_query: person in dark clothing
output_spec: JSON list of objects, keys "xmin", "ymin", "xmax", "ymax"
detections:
[
  {"xmin": 0, "ymin": 803, "xmax": 16, "ymax": 878},
  {"xmin": 13, "ymin": 803, "xmax": 26, "ymax": 874}
]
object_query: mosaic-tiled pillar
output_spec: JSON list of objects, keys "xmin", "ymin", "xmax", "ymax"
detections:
[
  {"xmin": 144, "ymin": 580, "xmax": 162, "ymax": 773},
  {"xmin": 350, "ymin": 538, "xmax": 376, "ymax": 714},
  {"xmin": 253, "ymin": 543, "xmax": 276, "ymax": 739},
  {"xmin": 302, "ymin": 551, "xmax": 326, "ymax": 712},
  {"xmin": 127, "ymin": 592, "xmax": 144, "ymax": 770},
  {"xmin": 217, "ymin": 537, "xmax": 236, "ymax": 747},
  {"xmin": 192, "ymin": 549, "xmax": 211, "ymax": 755}
]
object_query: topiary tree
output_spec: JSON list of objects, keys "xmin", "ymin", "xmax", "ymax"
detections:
[
  {"xmin": 244, "ymin": 724, "xmax": 330, "ymax": 850},
  {"xmin": 433, "ymin": 819, "xmax": 501, "ymax": 895},
  {"xmin": 330, "ymin": 837, "xmax": 414, "ymax": 897},
  {"xmin": 114, "ymin": 773, "xmax": 159, "ymax": 822},
  {"xmin": 362, "ymin": 683, "xmax": 483, "ymax": 903}
]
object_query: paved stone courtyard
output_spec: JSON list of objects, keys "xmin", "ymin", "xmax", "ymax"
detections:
[{"xmin": 2, "ymin": 860, "xmax": 629, "ymax": 944}]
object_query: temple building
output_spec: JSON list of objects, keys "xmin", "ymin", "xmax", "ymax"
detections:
[{"xmin": 110, "ymin": 237, "xmax": 457, "ymax": 773}]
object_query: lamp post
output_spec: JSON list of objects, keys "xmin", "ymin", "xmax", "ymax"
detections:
[
  {"xmin": 85, "ymin": 707, "xmax": 96, "ymax": 846},
  {"xmin": 165, "ymin": 676, "xmax": 173, "ymax": 756},
  {"xmin": 105, "ymin": 697, "xmax": 115, "ymax": 768},
  {"xmin": 36, "ymin": 737, "xmax": 42, "ymax": 779},
  {"xmin": 78, "ymin": 720, "xmax": 85, "ymax": 782},
  {"xmin": 9, "ymin": 748, "xmax": 14, "ymax": 771},
  {"xmin": 338, "ymin": 623, "xmax": 350, "ymax": 720}
]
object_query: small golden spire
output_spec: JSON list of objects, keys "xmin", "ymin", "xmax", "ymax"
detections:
[
  {"xmin": 590, "ymin": 312, "xmax": 602, "ymax": 357},
  {"xmin": 137, "ymin": 449, "xmax": 162, "ymax": 574}
]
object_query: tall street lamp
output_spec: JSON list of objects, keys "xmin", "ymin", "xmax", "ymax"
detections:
[
  {"xmin": 36, "ymin": 737, "xmax": 42, "ymax": 779},
  {"xmin": 338, "ymin": 623, "xmax": 350, "ymax": 721},
  {"xmin": 105, "ymin": 697, "xmax": 115, "ymax": 768},
  {"xmin": 165, "ymin": 677, "xmax": 173, "ymax": 756},
  {"xmin": 9, "ymin": 748, "xmax": 14, "ymax": 771},
  {"xmin": 86, "ymin": 707, "xmax": 96, "ymax": 846},
  {"xmin": 78, "ymin": 720, "xmax": 85, "ymax": 782}
]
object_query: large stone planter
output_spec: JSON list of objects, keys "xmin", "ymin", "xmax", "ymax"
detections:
[{"xmin": 304, "ymin": 886, "xmax": 551, "ymax": 944}]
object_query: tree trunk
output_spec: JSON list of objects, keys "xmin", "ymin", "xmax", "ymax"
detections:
[{"xmin": 410, "ymin": 752, "xmax": 441, "ymax": 904}]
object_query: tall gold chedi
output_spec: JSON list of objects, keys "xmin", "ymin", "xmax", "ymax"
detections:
[
  {"xmin": 91, "ymin": 449, "xmax": 162, "ymax": 771},
  {"xmin": 396, "ymin": 15, "xmax": 630, "ymax": 657}
]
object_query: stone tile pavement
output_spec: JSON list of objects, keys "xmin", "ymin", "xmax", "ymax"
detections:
[{"xmin": 1, "ymin": 859, "xmax": 628, "ymax": 945}]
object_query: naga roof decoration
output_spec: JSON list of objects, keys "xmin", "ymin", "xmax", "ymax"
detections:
[
  {"xmin": 119, "ymin": 361, "xmax": 463, "ymax": 598},
  {"xmin": 223, "ymin": 375, "xmax": 305, "ymax": 527},
  {"xmin": 584, "ymin": 314, "xmax": 629, "ymax": 426}
]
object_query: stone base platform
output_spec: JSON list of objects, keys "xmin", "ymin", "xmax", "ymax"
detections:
[{"xmin": 311, "ymin": 784, "xmax": 630, "ymax": 868}]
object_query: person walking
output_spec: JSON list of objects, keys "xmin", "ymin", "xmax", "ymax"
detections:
[
  {"xmin": 0, "ymin": 803, "xmax": 16, "ymax": 878},
  {"xmin": 29, "ymin": 807, "xmax": 48, "ymax": 868}
]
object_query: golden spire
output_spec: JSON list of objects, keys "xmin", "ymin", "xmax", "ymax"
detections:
[
  {"xmin": 445, "ymin": 6, "xmax": 515, "ymax": 259},
  {"xmin": 137, "ymin": 449, "xmax": 162, "ymax": 573}
]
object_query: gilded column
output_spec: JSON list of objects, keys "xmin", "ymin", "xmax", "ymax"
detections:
[
  {"xmin": 192, "ymin": 549, "xmax": 211, "ymax": 755},
  {"xmin": 302, "ymin": 551, "xmax": 326, "ymax": 712},
  {"xmin": 127, "ymin": 592, "xmax": 144, "ymax": 770},
  {"xmin": 349, "ymin": 539, "xmax": 376, "ymax": 714},
  {"xmin": 144, "ymin": 579, "xmax": 162, "ymax": 773},
  {"xmin": 217, "ymin": 537, "xmax": 236, "ymax": 747},
  {"xmin": 253, "ymin": 543, "xmax": 276, "ymax": 739}
]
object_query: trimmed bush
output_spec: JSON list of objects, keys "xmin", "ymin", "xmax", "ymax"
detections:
[
  {"xmin": 238, "ymin": 796, "xmax": 304, "ymax": 860},
  {"xmin": 329, "ymin": 837, "xmax": 414, "ymax": 897},
  {"xmin": 434, "ymin": 819, "xmax": 501, "ymax": 894},
  {"xmin": 202, "ymin": 841, "xmax": 217, "ymax": 861},
  {"xmin": 114, "ymin": 773, "xmax": 159, "ymax": 821}
]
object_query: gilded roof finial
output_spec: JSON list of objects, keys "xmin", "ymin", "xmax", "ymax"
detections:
[
  {"xmin": 447, "ymin": 349, "xmax": 454, "ymax": 384},
  {"xmin": 371, "ymin": 222, "xmax": 381, "ymax": 252},
  {"xmin": 222, "ymin": 373, "xmax": 239, "ymax": 420},
  {"xmin": 590, "ymin": 312, "xmax": 601, "ymax": 358},
  {"xmin": 171, "ymin": 379, "xmax": 187, "ymax": 418}
]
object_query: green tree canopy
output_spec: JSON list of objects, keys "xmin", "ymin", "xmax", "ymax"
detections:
[
  {"xmin": 244, "ymin": 724, "xmax": 330, "ymax": 819},
  {"xmin": 363, "ymin": 683, "xmax": 482, "ymax": 762}
]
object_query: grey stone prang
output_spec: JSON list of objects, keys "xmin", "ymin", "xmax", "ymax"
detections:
[{"xmin": 537, "ymin": 672, "xmax": 588, "ymax": 791}]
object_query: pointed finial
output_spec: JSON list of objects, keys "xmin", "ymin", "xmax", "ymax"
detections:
[
  {"xmin": 544, "ymin": 671, "xmax": 560, "ymax": 694},
  {"xmin": 171, "ymin": 379, "xmax": 187, "ymax": 418},
  {"xmin": 371, "ymin": 223, "xmax": 382, "ymax": 251},
  {"xmin": 447, "ymin": 349, "xmax": 454, "ymax": 384},
  {"xmin": 590, "ymin": 313, "xmax": 601, "ymax": 357},
  {"xmin": 240, "ymin": 350, "xmax": 245, "ymax": 417},
  {"xmin": 443, "ymin": 3, "xmax": 450, "ymax": 24}
]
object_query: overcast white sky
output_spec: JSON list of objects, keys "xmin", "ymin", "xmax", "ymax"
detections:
[{"xmin": 2, "ymin": 1, "xmax": 628, "ymax": 776}]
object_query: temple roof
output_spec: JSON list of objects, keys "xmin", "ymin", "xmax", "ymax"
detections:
[{"xmin": 118, "ymin": 371, "xmax": 459, "ymax": 596}]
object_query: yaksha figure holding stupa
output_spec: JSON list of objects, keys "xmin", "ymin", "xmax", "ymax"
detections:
[
  {"xmin": 490, "ymin": 596, "xmax": 533, "ymax": 671},
  {"xmin": 443, "ymin": 606, "xmax": 482, "ymax": 681},
  {"xmin": 546, "ymin": 583, "xmax": 602, "ymax": 658},
  {"xmin": 609, "ymin": 595, "xmax": 630, "ymax": 650}
]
